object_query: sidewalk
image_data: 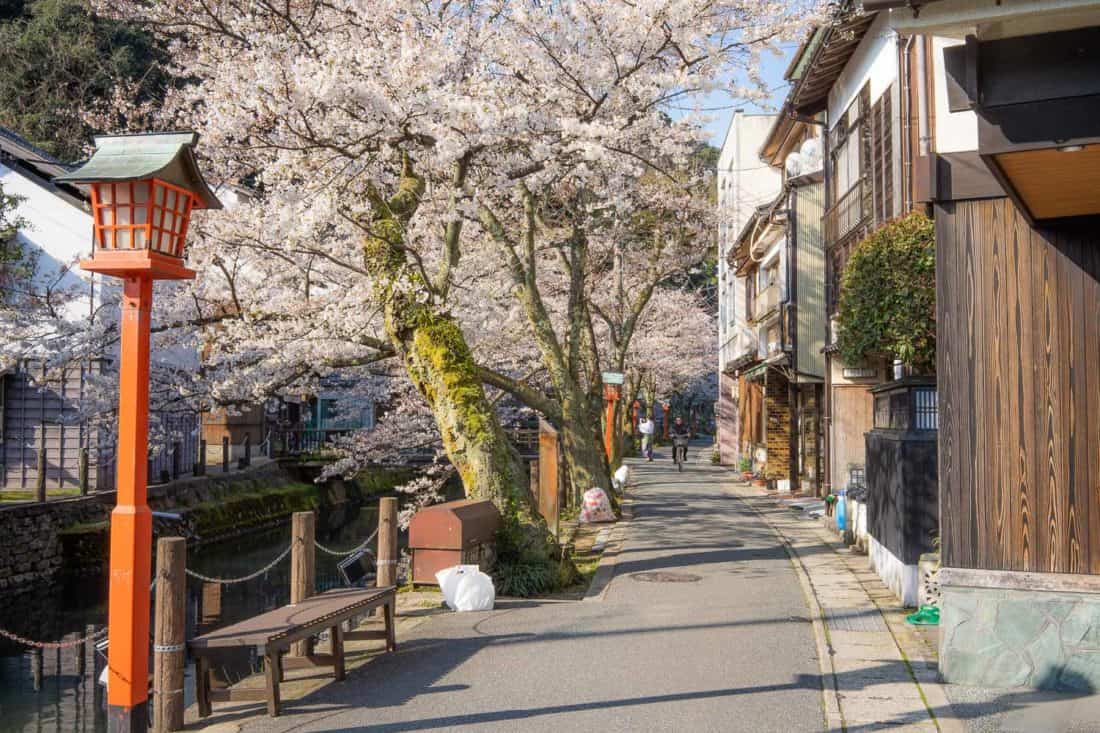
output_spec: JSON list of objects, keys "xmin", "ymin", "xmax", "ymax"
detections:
[{"xmin": 725, "ymin": 480, "xmax": 963, "ymax": 733}]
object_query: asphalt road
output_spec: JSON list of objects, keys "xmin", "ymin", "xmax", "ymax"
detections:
[{"xmin": 240, "ymin": 448, "xmax": 825, "ymax": 733}]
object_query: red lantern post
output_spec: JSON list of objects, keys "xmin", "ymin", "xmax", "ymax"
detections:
[
  {"xmin": 601, "ymin": 372, "xmax": 624, "ymax": 461},
  {"xmin": 57, "ymin": 133, "xmax": 220, "ymax": 732}
]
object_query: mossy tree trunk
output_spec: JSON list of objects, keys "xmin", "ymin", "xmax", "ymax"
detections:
[{"xmin": 362, "ymin": 157, "xmax": 546, "ymax": 543}]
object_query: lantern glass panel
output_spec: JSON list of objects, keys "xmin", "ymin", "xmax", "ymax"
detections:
[
  {"xmin": 116, "ymin": 185, "xmax": 131, "ymax": 205},
  {"xmin": 133, "ymin": 182, "xmax": 149, "ymax": 205}
]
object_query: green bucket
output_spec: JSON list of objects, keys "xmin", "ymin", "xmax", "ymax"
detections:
[{"xmin": 905, "ymin": 605, "xmax": 940, "ymax": 626}]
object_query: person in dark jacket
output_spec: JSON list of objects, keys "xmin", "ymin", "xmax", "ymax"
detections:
[{"xmin": 669, "ymin": 416, "xmax": 691, "ymax": 463}]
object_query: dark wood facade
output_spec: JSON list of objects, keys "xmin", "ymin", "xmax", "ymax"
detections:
[{"xmin": 937, "ymin": 196, "xmax": 1100, "ymax": 574}]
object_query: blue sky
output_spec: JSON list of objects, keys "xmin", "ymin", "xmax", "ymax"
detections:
[{"xmin": 673, "ymin": 44, "xmax": 798, "ymax": 148}]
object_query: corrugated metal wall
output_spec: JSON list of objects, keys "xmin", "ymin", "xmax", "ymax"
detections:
[{"xmin": 795, "ymin": 181, "xmax": 826, "ymax": 378}]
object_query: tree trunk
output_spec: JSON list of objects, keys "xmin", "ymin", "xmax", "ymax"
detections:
[
  {"xmin": 386, "ymin": 298, "xmax": 537, "ymax": 524},
  {"xmin": 363, "ymin": 159, "xmax": 544, "ymax": 542},
  {"xmin": 558, "ymin": 386, "xmax": 610, "ymax": 497}
]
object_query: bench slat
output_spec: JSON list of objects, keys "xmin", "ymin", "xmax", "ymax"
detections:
[{"xmin": 188, "ymin": 586, "xmax": 396, "ymax": 651}]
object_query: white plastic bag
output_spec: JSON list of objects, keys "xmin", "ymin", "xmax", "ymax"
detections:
[
  {"xmin": 579, "ymin": 487, "xmax": 615, "ymax": 523},
  {"xmin": 436, "ymin": 564, "xmax": 480, "ymax": 609},
  {"xmin": 612, "ymin": 464, "xmax": 630, "ymax": 490},
  {"xmin": 452, "ymin": 569, "xmax": 495, "ymax": 611}
]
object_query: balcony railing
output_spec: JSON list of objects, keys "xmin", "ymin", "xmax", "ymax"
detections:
[
  {"xmin": 824, "ymin": 179, "xmax": 867, "ymax": 245},
  {"xmin": 754, "ymin": 283, "xmax": 779, "ymax": 321}
]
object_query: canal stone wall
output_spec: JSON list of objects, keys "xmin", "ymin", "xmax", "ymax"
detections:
[{"xmin": 0, "ymin": 461, "xmax": 391, "ymax": 594}]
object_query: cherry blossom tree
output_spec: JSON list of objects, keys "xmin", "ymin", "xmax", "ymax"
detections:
[{"xmin": 49, "ymin": 0, "xmax": 818, "ymax": 538}]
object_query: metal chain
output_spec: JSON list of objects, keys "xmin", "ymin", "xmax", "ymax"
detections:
[
  {"xmin": 0, "ymin": 577, "xmax": 161, "ymax": 649},
  {"xmin": 184, "ymin": 543, "xmax": 293, "ymax": 584},
  {"xmin": 314, "ymin": 527, "xmax": 379, "ymax": 557},
  {"xmin": 0, "ymin": 625, "xmax": 108, "ymax": 650}
]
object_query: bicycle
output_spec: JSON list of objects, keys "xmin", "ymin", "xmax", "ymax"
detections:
[{"xmin": 672, "ymin": 436, "xmax": 689, "ymax": 472}]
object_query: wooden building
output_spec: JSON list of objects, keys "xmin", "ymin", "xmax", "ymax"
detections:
[
  {"xmin": 879, "ymin": 0, "xmax": 1100, "ymax": 691},
  {"xmin": 726, "ymin": 106, "xmax": 826, "ymax": 492}
]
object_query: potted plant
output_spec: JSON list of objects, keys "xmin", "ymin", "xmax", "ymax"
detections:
[
  {"xmin": 752, "ymin": 472, "xmax": 767, "ymax": 488},
  {"xmin": 738, "ymin": 456, "xmax": 753, "ymax": 481}
]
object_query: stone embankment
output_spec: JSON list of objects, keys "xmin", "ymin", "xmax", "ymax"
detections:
[{"xmin": 0, "ymin": 462, "xmax": 414, "ymax": 593}]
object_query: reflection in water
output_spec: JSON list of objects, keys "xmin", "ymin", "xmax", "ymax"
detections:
[{"xmin": 0, "ymin": 503, "xmax": 392, "ymax": 732}]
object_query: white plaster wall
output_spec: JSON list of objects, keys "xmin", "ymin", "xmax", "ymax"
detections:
[
  {"xmin": 827, "ymin": 13, "xmax": 898, "ymax": 128},
  {"xmin": 931, "ymin": 37, "xmax": 979, "ymax": 154},
  {"xmin": 870, "ymin": 535, "xmax": 920, "ymax": 607},
  {"xmin": 0, "ymin": 163, "xmax": 98, "ymax": 323}
]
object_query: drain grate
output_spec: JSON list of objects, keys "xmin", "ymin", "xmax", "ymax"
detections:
[
  {"xmin": 630, "ymin": 571, "xmax": 702, "ymax": 583},
  {"xmin": 822, "ymin": 606, "xmax": 888, "ymax": 632}
]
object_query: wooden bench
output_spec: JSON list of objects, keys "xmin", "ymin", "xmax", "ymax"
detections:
[{"xmin": 188, "ymin": 585, "xmax": 397, "ymax": 717}]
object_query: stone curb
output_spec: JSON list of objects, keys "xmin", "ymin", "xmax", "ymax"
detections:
[{"xmin": 582, "ymin": 496, "xmax": 634, "ymax": 603}]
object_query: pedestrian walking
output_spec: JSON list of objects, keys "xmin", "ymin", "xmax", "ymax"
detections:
[{"xmin": 639, "ymin": 414, "xmax": 655, "ymax": 461}]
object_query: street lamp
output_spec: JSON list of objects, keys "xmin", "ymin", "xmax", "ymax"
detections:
[
  {"xmin": 56, "ymin": 132, "xmax": 220, "ymax": 732},
  {"xmin": 601, "ymin": 372, "xmax": 624, "ymax": 461}
]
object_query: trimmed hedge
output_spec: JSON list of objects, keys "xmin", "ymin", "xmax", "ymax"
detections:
[{"xmin": 837, "ymin": 212, "xmax": 936, "ymax": 373}]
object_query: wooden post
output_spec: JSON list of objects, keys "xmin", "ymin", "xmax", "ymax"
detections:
[
  {"xmin": 32, "ymin": 647, "xmax": 43, "ymax": 691},
  {"xmin": 221, "ymin": 436, "xmax": 229, "ymax": 473},
  {"xmin": 153, "ymin": 537, "xmax": 186, "ymax": 732},
  {"xmin": 79, "ymin": 448, "xmax": 89, "ymax": 495},
  {"xmin": 289, "ymin": 512, "xmax": 315, "ymax": 656},
  {"xmin": 377, "ymin": 497, "xmax": 397, "ymax": 589},
  {"xmin": 239, "ymin": 433, "xmax": 250, "ymax": 469},
  {"xmin": 195, "ymin": 440, "xmax": 206, "ymax": 477},
  {"xmin": 35, "ymin": 447, "xmax": 47, "ymax": 503},
  {"xmin": 171, "ymin": 442, "xmax": 181, "ymax": 480}
]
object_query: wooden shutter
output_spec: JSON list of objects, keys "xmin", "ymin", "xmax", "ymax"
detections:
[{"xmin": 869, "ymin": 89, "xmax": 895, "ymax": 225}]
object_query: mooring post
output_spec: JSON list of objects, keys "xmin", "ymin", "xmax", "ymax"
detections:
[
  {"xmin": 35, "ymin": 448, "xmax": 47, "ymax": 503},
  {"xmin": 195, "ymin": 440, "xmax": 206, "ymax": 477},
  {"xmin": 79, "ymin": 448, "xmax": 89, "ymax": 496},
  {"xmin": 378, "ymin": 497, "xmax": 398, "ymax": 589},
  {"xmin": 290, "ymin": 511, "xmax": 316, "ymax": 656},
  {"xmin": 171, "ymin": 442, "xmax": 181, "ymax": 480},
  {"xmin": 152, "ymin": 537, "xmax": 186, "ymax": 732}
]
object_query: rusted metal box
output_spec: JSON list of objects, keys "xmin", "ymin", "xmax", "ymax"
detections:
[{"xmin": 408, "ymin": 499, "xmax": 502, "ymax": 584}]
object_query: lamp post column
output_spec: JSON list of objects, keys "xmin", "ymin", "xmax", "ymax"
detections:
[
  {"xmin": 107, "ymin": 274, "xmax": 155, "ymax": 732},
  {"xmin": 603, "ymin": 385, "xmax": 619, "ymax": 461}
]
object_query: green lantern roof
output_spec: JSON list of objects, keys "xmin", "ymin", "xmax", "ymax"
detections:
[{"xmin": 54, "ymin": 131, "xmax": 222, "ymax": 210}]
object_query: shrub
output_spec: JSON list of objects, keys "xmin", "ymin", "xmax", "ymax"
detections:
[
  {"xmin": 490, "ymin": 518, "xmax": 560, "ymax": 597},
  {"xmin": 836, "ymin": 212, "xmax": 936, "ymax": 373}
]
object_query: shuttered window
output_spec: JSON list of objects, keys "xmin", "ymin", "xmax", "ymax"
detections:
[{"xmin": 869, "ymin": 87, "xmax": 895, "ymax": 225}]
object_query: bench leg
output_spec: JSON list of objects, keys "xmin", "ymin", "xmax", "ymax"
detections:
[
  {"xmin": 331, "ymin": 625, "xmax": 345, "ymax": 682},
  {"xmin": 384, "ymin": 598, "xmax": 397, "ymax": 653},
  {"xmin": 196, "ymin": 656, "xmax": 212, "ymax": 718},
  {"xmin": 265, "ymin": 651, "xmax": 282, "ymax": 717}
]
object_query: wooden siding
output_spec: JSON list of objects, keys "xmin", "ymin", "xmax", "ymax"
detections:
[
  {"xmin": 1, "ymin": 366, "xmax": 95, "ymax": 490},
  {"xmin": 937, "ymin": 197, "xmax": 1100, "ymax": 574}
]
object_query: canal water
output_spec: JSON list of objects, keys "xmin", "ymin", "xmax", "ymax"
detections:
[{"xmin": 0, "ymin": 502, "xmax": 399, "ymax": 733}]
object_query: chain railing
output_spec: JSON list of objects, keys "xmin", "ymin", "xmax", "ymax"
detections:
[
  {"xmin": 0, "ymin": 625, "xmax": 108, "ymax": 650},
  {"xmin": 314, "ymin": 527, "xmax": 379, "ymax": 557},
  {"xmin": 183, "ymin": 543, "xmax": 293, "ymax": 585}
]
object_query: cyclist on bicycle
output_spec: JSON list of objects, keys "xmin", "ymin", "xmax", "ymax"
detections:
[{"xmin": 669, "ymin": 416, "xmax": 691, "ymax": 464}]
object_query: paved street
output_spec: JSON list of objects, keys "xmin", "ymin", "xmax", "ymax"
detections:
[{"xmin": 231, "ymin": 448, "xmax": 825, "ymax": 733}]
